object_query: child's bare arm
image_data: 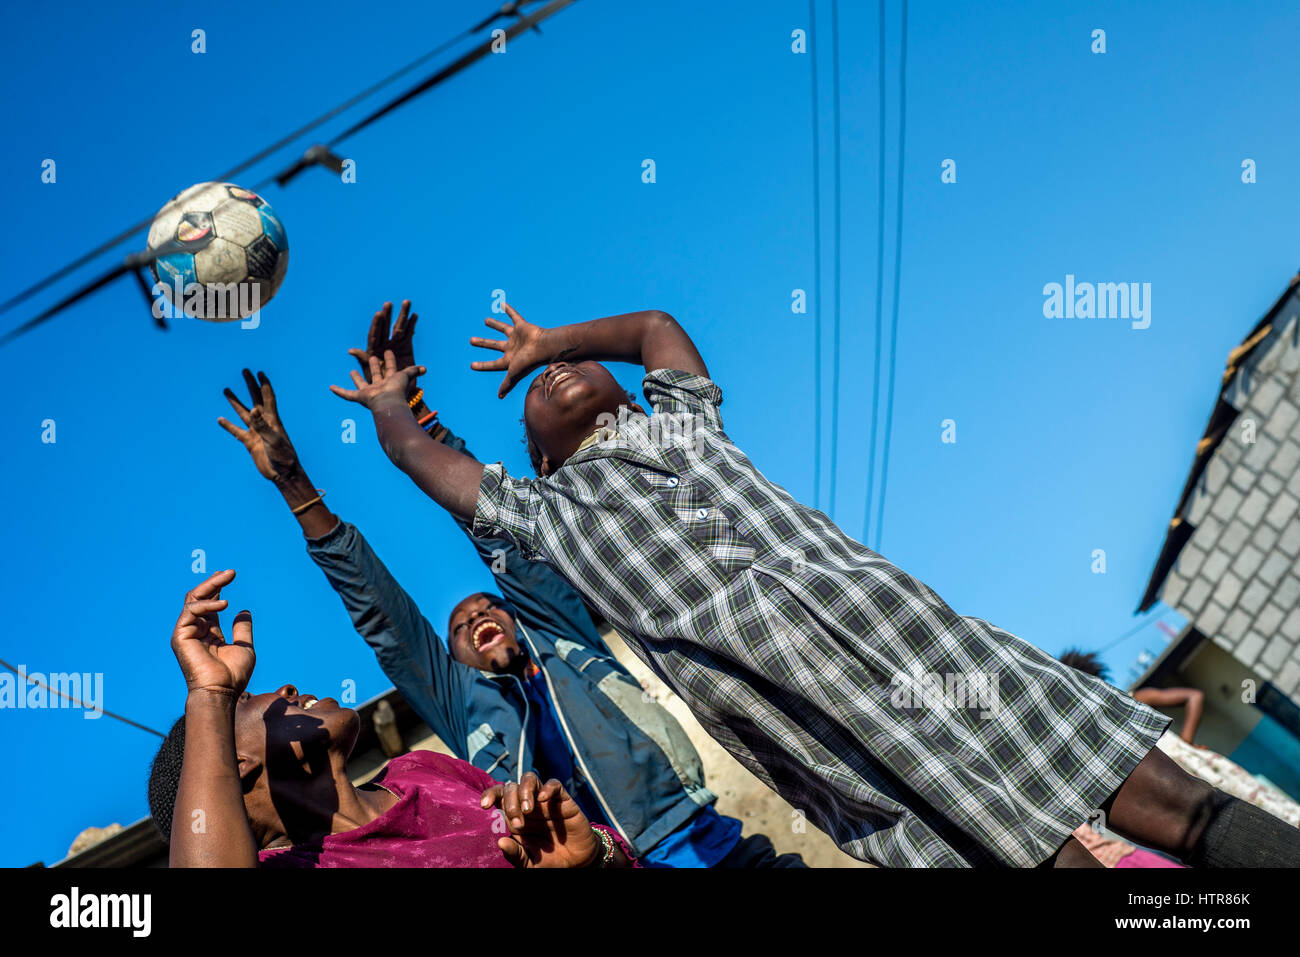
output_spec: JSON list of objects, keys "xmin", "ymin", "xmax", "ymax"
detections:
[
  {"xmin": 168, "ymin": 569, "xmax": 259, "ymax": 867},
  {"xmin": 330, "ymin": 351, "xmax": 484, "ymax": 521},
  {"xmin": 471, "ymin": 303, "xmax": 708, "ymax": 398}
]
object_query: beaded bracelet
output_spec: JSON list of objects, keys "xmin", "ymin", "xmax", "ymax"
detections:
[
  {"xmin": 589, "ymin": 824, "xmax": 640, "ymax": 867},
  {"xmin": 590, "ymin": 826, "xmax": 614, "ymax": 867},
  {"xmin": 407, "ymin": 388, "xmax": 424, "ymax": 409}
]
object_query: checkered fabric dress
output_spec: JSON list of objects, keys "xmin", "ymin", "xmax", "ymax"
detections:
[{"xmin": 472, "ymin": 369, "xmax": 1170, "ymax": 866}]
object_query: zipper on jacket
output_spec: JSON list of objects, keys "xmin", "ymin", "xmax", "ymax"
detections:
[{"xmin": 516, "ymin": 622, "xmax": 631, "ymax": 845}]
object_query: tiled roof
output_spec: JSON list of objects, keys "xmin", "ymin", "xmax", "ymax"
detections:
[{"xmin": 1143, "ymin": 275, "xmax": 1300, "ymax": 697}]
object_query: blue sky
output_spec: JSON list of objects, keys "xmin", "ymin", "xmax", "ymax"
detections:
[{"xmin": 1, "ymin": 0, "xmax": 1294, "ymax": 866}]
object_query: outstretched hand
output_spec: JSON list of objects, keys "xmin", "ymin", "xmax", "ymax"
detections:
[
  {"xmin": 480, "ymin": 772, "xmax": 603, "ymax": 868},
  {"xmin": 469, "ymin": 303, "xmax": 552, "ymax": 398},
  {"xmin": 218, "ymin": 369, "xmax": 301, "ymax": 483},
  {"xmin": 349, "ymin": 300, "xmax": 422, "ymax": 399},
  {"xmin": 330, "ymin": 349, "xmax": 425, "ymax": 412},
  {"xmin": 171, "ymin": 569, "xmax": 255, "ymax": 697}
]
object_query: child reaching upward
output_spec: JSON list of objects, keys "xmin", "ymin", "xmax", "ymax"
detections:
[{"xmin": 332, "ymin": 303, "xmax": 1300, "ymax": 868}]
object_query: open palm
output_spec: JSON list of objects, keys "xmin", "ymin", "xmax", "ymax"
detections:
[{"xmin": 218, "ymin": 369, "xmax": 301, "ymax": 483}]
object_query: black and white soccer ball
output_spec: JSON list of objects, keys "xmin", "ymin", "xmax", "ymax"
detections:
[{"xmin": 147, "ymin": 181, "xmax": 289, "ymax": 321}]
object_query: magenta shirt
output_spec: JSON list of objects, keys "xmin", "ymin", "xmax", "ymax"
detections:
[{"xmin": 258, "ymin": 750, "xmax": 512, "ymax": 868}]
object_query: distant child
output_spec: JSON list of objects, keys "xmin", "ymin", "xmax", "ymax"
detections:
[{"xmin": 332, "ymin": 302, "xmax": 1300, "ymax": 868}]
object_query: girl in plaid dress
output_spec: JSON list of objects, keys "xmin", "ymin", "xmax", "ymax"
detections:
[{"xmin": 332, "ymin": 301, "xmax": 1300, "ymax": 868}]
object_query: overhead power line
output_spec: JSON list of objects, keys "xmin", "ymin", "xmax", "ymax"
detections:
[
  {"xmin": 0, "ymin": 0, "xmax": 578, "ymax": 348},
  {"xmin": 1097, "ymin": 607, "xmax": 1166, "ymax": 655},
  {"xmin": 0, "ymin": 656, "xmax": 165, "ymax": 738},
  {"xmin": 827, "ymin": 0, "xmax": 843, "ymax": 516},
  {"xmin": 809, "ymin": 0, "xmax": 823, "ymax": 510},
  {"xmin": 872, "ymin": 0, "xmax": 907, "ymax": 552},
  {"xmin": 0, "ymin": 15, "xmax": 481, "ymax": 320}
]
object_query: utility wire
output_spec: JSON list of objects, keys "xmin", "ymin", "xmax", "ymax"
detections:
[
  {"xmin": 1097, "ymin": 607, "xmax": 1167, "ymax": 655},
  {"xmin": 809, "ymin": 0, "xmax": 823, "ymax": 510},
  {"xmin": 873, "ymin": 0, "xmax": 907, "ymax": 551},
  {"xmin": 0, "ymin": 17, "xmax": 482, "ymax": 319},
  {"xmin": 0, "ymin": 0, "xmax": 576, "ymax": 347},
  {"xmin": 827, "ymin": 0, "xmax": 843, "ymax": 515},
  {"xmin": 862, "ymin": 0, "xmax": 887, "ymax": 547},
  {"xmin": 0, "ymin": 656, "xmax": 165, "ymax": 738}
]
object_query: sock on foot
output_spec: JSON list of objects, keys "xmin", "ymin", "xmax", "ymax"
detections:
[{"xmin": 1187, "ymin": 790, "xmax": 1300, "ymax": 868}]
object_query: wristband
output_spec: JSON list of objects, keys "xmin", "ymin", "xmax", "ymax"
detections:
[
  {"xmin": 291, "ymin": 490, "xmax": 326, "ymax": 515},
  {"xmin": 408, "ymin": 388, "xmax": 425, "ymax": 409}
]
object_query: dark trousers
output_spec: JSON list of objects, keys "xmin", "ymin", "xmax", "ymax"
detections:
[{"xmin": 716, "ymin": 833, "xmax": 808, "ymax": 868}]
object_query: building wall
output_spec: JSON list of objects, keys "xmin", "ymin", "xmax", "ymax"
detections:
[{"xmin": 1159, "ymin": 303, "xmax": 1300, "ymax": 701}]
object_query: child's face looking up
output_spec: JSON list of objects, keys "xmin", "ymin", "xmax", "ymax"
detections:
[{"xmin": 524, "ymin": 360, "xmax": 632, "ymax": 475}]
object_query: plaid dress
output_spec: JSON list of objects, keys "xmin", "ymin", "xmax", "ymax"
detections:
[{"xmin": 472, "ymin": 369, "xmax": 1170, "ymax": 866}]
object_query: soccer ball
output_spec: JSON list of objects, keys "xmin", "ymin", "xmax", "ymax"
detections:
[{"xmin": 147, "ymin": 182, "xmax": 289, "ymax": 321}]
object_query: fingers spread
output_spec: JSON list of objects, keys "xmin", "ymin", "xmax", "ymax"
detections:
[
  {"xmin": 501, "ymin": 302, "xmax": 524, "ymax": 324},
  {"xmin": 241, "ymin": 368, "xmax": 261, "ymax": 409},
  {"xmin": 367, "ymin": 308, "xmax": 388, "ymax": 356},
  {"xmin": 257, "ymin": 371, "xmax": 277, "ymax": 412},
  {"xmin": 348, "ymin": 348, "xmax": 374, "ymax": 383},
  {"xmin": 217, "ymin": 416, "xmax": 248, "ymax": 441},
  {"xmin": 329, "ymin": 384, "xmax": 361, "ymax": 402},
  {"xmin": 484, "ymin": 316, "xmax": 511, "ymax": 335},
  {"xmin": 223, "ymin": 388, "xmax": 252, "ymax": 425},
  {"xmin": 392, "ymin": 300, "xmax": 411, "ymax": 337},
  {"xmin": 247, "ymin": 406, "xmax": 276, "ymax": 439}
]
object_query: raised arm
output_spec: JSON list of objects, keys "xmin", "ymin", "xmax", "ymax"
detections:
[
  {"xmin": 218, "ymin": 368, "xmax": 339, "ymax": 539},
  {"xmin": 218, "ymin": 366, "xmax": 472, "ymax": 753},
  {"xmin": 167, "ymin": 569, "xmax": 259, "ymax": 868},
  {"xmin": 330, "ymin": 351, "xmax": 484, "ymax": 521},
  {"xmin": 470, "ymin": 303, "xmax": 708, "ymax": 398},
  {"xmin": 1132, "ymin": 686, "xmax": 1205, "ymax": 744}
]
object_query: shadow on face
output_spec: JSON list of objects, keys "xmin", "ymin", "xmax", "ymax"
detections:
[
  {"xmin": 233, "ymin": 684, "xmax": 360, "ymax": 837},
  {"xmin": 448, "ymin": 593, "xmax": 523, "ymax": 673}
]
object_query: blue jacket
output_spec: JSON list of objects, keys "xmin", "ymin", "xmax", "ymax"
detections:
[{"xmin": 305, "ymin": 432, "xmax": 718, "ymax": 856}]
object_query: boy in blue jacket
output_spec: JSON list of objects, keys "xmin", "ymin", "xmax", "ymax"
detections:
[{"xmin": 216, "ymin": 307, "xmax": 802, "ymax": 867}]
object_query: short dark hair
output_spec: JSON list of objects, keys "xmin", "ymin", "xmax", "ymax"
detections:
[
  {"xmin": 147, "ymin": 715, "xmax": 187, "ymax": 842},
  {"xmin": 1058, "ymin": 648, "xmax": 1109, "ymax": 681},
  {"xmin": 447, "ymin": 592, "xmax": 514, "ymax": 637}
]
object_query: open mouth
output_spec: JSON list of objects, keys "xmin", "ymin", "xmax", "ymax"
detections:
[
  {"xmin": 545, "ymin": 366, "xmax": 580, "ymax": 398},
  {"xmin": 298, "ymin": 695, "xmax": 335, "ymax": 712},
  {"xmin": 471, "ymin": 619, "xmax": 505, "ymax": 653}
]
